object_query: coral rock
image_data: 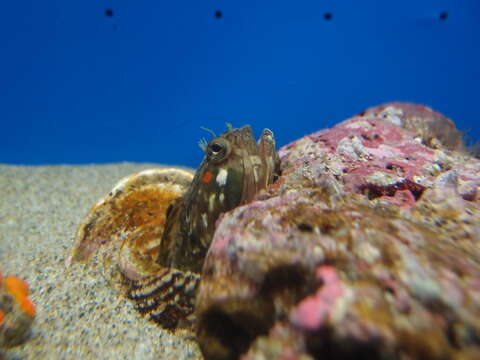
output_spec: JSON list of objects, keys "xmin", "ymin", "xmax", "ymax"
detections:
[
  {"xmin": 0, "ymin": 271, "xmax": 36, "ymax": 348},
  {"xmin": 195, "ymin": 103, "xmax": 480, "ymax": 360}
]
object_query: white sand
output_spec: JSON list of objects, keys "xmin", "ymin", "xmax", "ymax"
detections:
[{"xmin": 0, "ymin": 163, "xmax": 202, "ymax": 360}]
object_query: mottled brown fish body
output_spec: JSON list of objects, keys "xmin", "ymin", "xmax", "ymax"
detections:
[{"xmin": 158, "ymin": 125, "xmax": 280, "ymax": 273}]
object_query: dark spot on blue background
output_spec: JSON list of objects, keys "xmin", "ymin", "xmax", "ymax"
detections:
[
  {"xmin": 439, "ymin": 11, "xmax": 448, "ymax": 20},
  {"xmin": 324, "ymin": 12, "xmax": 333, "ymax": 21},
  {"xmin": 105, "ymin": 8, "xmax": 114, "ymax": 17},
  {"xmin": 214, "ymin": 10, "xmax": 223, "ymax": 19}
]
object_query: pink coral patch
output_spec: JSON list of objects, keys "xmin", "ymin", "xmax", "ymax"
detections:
[{"xmin": 290, "ymin": 265, "xmax": 344, "ymax": 330}]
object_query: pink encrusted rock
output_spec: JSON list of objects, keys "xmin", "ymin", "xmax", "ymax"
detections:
[
  {"xmin": 290, "ymin": 266, "xmax": 344, "ymax": 331},
  {"xmin": 195, "ymin": 103, "xmax": 480, "ymax": 360}
]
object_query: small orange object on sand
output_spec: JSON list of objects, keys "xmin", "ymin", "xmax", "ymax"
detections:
[
  {"xmin": 4, "ymin": 275, "xmax": 29, "ymax": 302},
  {"xmin": 0, "ymin": 272, "xmax": 36, "ymax": 348},
  {"xmin": 20, "ymin": 297, "xmax": 36, "ymax": 318}
]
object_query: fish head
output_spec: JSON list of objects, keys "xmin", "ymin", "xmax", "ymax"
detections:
[{"xmin": 159, "ymin": 125, "xmax": 280, "ymax": 272}]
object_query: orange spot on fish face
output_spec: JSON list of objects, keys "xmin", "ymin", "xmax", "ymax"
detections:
[
  {"xmin": 20, "ymin": 297, "xmax": 36, "ymax": 318},
  {"xmin": 0, "ymin": 270, "xmax": 3, "ymax": 286},
  {"xmin": 202, "ymin": 171, "xmax": 213, "ymax": 183},
  {"xmin": 0, "ymin": 309, "xmax": 4, "ymax": 324},
  {"xmin": 4, "ymin": 275, "xmax": 29, "ymax": 301}
]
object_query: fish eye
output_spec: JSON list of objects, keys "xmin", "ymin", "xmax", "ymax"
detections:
[
  {"xmin": 210, "ymin": 143, "xmax": 223, "ymax": 154},
  {"xmin": 207, "ymin": 138, "xmax": 230, "ymax": 161}
]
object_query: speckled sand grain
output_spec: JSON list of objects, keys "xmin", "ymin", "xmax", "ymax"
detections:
[{"xmin": 0, "ymin": 163, "xmax": 203, "ymax": 360}]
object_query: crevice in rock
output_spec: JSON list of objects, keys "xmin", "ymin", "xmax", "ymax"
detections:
[
  {"xmin": 196, "ymin": 264, "xmax": 318, "ymax": 360},
  {"xmin": 196, "ymin": 298, "xmax": 274, "ymax": 360},
  {"xmin": 359, "ymin": 179, "xmax": 425, "ymax": 201},
  {"xmin": 305, "ymin": 326, "xmax": 385, "ymax": 360}
]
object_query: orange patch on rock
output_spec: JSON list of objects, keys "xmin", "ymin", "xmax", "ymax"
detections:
[
  {"xmin": 4, "ymin": 275, "xmax": 29, "ymax": 301},
  {"xmin": 20, "ymin": 297, "xmax": 36, "ymax": 318}
]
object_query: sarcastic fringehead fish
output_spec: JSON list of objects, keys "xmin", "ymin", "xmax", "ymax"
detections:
[{"xmin": 66, "ymin": 124, "xmax": 279, "ymax": 329}]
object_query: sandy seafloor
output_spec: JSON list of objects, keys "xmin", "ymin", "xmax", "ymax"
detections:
[{"xmin": 0, "ymin": 163, "xmax": 203, "ymax": 360}]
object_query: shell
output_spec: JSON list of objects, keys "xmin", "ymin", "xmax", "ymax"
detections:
[
  {"xmin": 66, "ymin": 168, "xmax": 194, "ymax": 280},
  {"xmin": 126, "ymin": 268, "xmax": 200, "ymax": 329},
  {"xmin": 65, "ymin": 168, "xmax": 202, "ymax": 329}
]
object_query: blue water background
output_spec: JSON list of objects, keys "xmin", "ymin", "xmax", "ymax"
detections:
[{"xmin": 1, "ymin": 0, "xmax": 479, "ymax": 167}]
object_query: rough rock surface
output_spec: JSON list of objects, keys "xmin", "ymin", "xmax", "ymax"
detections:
[{"xmin": 195, "ymin": 103, "xmax": 480, "ymax": 360}]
